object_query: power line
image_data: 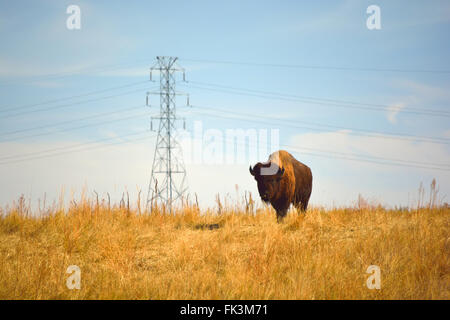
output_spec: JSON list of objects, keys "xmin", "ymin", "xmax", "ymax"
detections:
[
  {"xmin": 0, "ymin": 58, "xmax": 155, "ymax": 87},
  {"xmin": 0, "ymin": 133, "xmax": 155, "ymax": 166},
  {"xmin": 0, "ymin": 87, "xmax": 149, "ymax": 119},
  {"xmin": 284, "ymin": 144, "xmax": 450, "ymax": 169},
  {"xmin": 200, "ymin": 133, "xmax": 450, "ymax": 171},
  {"xmin": 1, "ymin": 115, "xmax": 447, "ymax": 171},
  {"xmin": 182, "ymin": 82, "xmax": 450, "ymax": 118},
  {"xmin": 187, "ymin": 80, "xmax": 450, "ymax": 116},
  {"xmin": 0, "ymin": 105, "xmax": 144, "ymax": 138},
  {"xmin": 287, "ymin": 147, "xmax": 450, "ymax": 171},
  {"xmin": 0, "ymin": 110, "xmax": 149, "ymax": 144},
  {"xmin": 189, "ymin": 105, "xmax": 450, "ymax": 145},
  {"xmin": 0, "ymin": 130, "xmax": 154, "ymax": 165},
  {"xmin": 0, "ymin": 80, "xmax": 149, "ymax": 114},
  {"xmin": 0, "ymin": 106, "xmax": 190, "ymax": 143},
  {"xmin": 4, "ymin": 55, "xmax": 448, "ymax": 88},
  {"xmin": 181, "ymin": 58, "xmax": 450, "ymax": 74}
]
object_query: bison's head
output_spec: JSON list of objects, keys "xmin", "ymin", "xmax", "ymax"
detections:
[{"xmin": 249, "ymin": 162, "xmax": 285, "ymax": 202}]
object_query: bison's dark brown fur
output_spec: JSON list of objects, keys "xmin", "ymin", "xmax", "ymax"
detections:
[{"xmin": 249, "ymin": 150, "xmax": 312, "ymax": 222}]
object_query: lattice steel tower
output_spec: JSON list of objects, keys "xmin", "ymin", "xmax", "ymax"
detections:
[{"xmin": 146, "ymin": 56, "xmax": 188, "ymax": 212}]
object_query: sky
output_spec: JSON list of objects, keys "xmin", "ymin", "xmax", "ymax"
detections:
[{"xmin": 0, "ymin": 0, "xmax": 449, "ymax": 212}]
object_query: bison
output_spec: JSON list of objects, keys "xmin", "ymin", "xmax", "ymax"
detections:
[{"xmin": 249, "ymin": 150, "xmax": 312, "ymax": 222}]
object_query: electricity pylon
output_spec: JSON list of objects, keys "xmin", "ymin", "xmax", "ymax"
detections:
[{"xmin": 146, "ymin": 56, "xmax": 188, "ymax": 212}]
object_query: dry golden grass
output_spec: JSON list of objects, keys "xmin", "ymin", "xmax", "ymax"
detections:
[{"xmin": 0, "ymin": 196, "xmax": 448, "ymax": 300}]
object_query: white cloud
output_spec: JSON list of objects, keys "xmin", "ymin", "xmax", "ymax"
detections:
[
  {"xmin": 393, "ymin": 79, "xmax": 450, "ymax": 101},
  {"xmin": 0, "ymin": 58, "xmax": 94, "ymax": 79},
  {"xmin": 385, "ymin": 80, "xmax": 450, "ymax": 124},
  {"xmin": 274, "ymin": 0, "xmax": 359, "ymax": 38},
  {"xmin": 1, "ymin": 128, "xmax": 449, "ymax": 213},
  {"xmin": 97, "ymin": 67, "xmax": 149, "ymax": 78},
  {"xmin": 289, "ymin": 130, "xmax": 450, "ymax": 171},
  {"xmin": 386, "ymin": 1, "xmax": 450, "ymax": 29},
  {"xmin": 0, "ymin": 137, "xmax": 259, "ymax": 212},
  {"xmin": 0, "ymin": 138, "xmax": 152, "ymax": 211},
  {"xmin": 0, "ymin": 0, "xmax": 140, "ymax": 82},
  {"xmin": 387, "ymin": 102, "xmax": 406, "ymax": 124},
  {"xmin": 288, "ymin": 130, "xmax": 450, "ymax": 207},
  {"xmin": 444, "ymin": 130, "xmax": 450, "ymax": 138}
]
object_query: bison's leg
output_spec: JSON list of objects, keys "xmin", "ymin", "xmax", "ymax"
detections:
[
  {"xmin": 294, "ymin": 198, "xmax": 308, "ymax": 214},
  {"xmin": 276, "ymin": 208, "xmax": 288, "ymax": 223},
  {"xmin": 300, "ymin": 198, "xmax": 309, "ymax": 212}
]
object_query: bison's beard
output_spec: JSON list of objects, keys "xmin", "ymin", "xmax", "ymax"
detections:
[{"xmin": 261, "ymin": 197, "xmax": 270, "ymax": 204}]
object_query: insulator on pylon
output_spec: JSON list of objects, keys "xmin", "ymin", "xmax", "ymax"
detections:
[
  {"xmin": 183, "ymin": 71, "xmax": 186, "ymax": 82},
  {"xmin": 183, "ymin": 120, "xmax": 186, "ymax": 130},
  {"xmin": 187, "ymin": 96, "xmax": 190, "ymax": 106},
  {"xmin": 150, "ymin": 71, "xmax": 152, "ymax": 81},
  {"xmin": 150, "ymin": 120, "xmax": 153, "ymax": 131},
  {"xmin": 146, "ymin": 95, "xmax": 149, "ymax": 106}
]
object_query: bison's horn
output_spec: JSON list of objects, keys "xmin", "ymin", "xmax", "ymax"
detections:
[
  {"xmin": 276, "ymin": 167, "xmax": 285, "ymax": 177},
  {"xmin": 249, "ymin": 165, "xmax": 255, "ymax": 176}
]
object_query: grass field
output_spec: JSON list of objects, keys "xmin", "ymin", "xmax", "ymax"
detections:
[{"xmin": 0, "ymin": 194, "xmax": 448, "ymax": 300}]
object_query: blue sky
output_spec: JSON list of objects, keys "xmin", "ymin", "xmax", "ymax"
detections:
[{"xmin": 0, "ymin": 0, "xmax": 449, "ymax": 210}]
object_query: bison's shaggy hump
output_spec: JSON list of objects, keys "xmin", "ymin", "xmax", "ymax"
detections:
[{"xmin": 250, "ymin": 150, "xmax": 313, "ymax": 222}]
